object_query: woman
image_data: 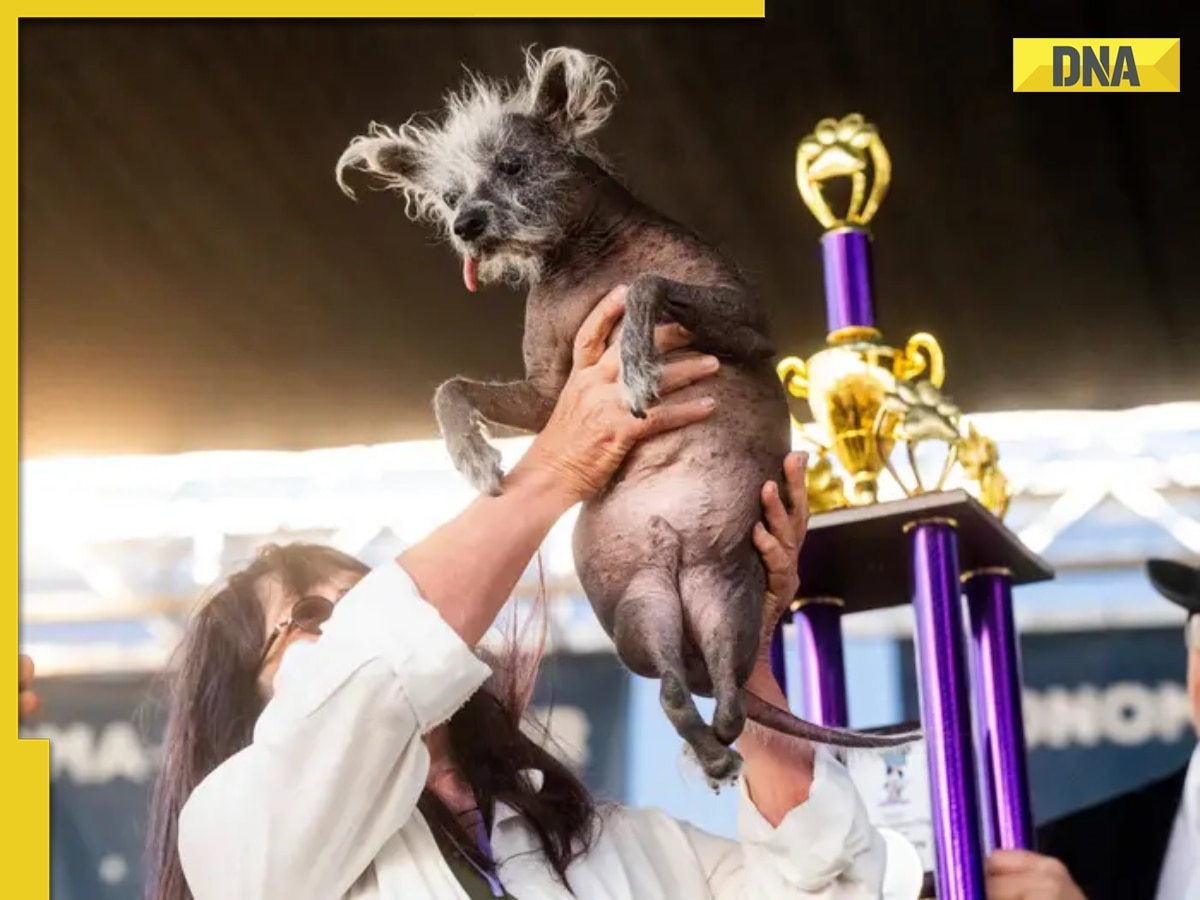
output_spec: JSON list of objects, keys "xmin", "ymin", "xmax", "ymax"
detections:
[{"xmin": 146, "ymin": 287, "xmax": 901, "ymax": 900}]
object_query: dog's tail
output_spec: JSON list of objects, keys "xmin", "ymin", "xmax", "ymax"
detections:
[{"xmin": 741, "ymin": 689, "xmax": 921, "ymax": 748}]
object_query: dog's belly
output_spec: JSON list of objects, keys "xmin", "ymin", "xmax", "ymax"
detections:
[{"xmin": 571, "ymin": 366, "xmax": 791, "ymax": 680}]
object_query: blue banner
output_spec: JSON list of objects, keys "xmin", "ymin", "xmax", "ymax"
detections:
[{"xmin": 899, "ymin": 626, "xmax": 1195, "ymax": 823}]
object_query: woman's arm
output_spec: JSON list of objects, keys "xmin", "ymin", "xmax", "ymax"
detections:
[
  {"xmin": 737, "ymin": 451, "xmax": 818, "ymax": 825},
  {"xmin": 395, "ymin": 462, "xmax": 576, "ymax": 646},
  {"xmin": 673, "ymin": 749, "xmax": 889, "ymax": 899},
  {"xmin": 738, "ymin": 663, "xmax": 818, "ymax": 820},
  {"xmin": 176, "ymin": 287, "xmax": 719, "ymax": 900}
]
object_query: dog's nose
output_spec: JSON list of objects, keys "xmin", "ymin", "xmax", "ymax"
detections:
[{"xmin": 453, "ymin": 208, "xmax": 489, "ymax": 242}]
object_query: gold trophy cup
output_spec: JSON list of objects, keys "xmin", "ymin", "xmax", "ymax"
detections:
[{"xmin": 778, "ymin": 114, "xmax": 1011, "ymax": 519}]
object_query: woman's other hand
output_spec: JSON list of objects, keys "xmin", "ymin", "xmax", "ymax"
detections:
[
  {"xmin": 521, "ymin": 284, "xmax": 719, "ymax": 504},
  {"xmin": 752, "ymin": 450, "xmax": 810, "ymax": 661},
  {"xmin": 737, "ymin": 451, "xmax": 817, "ymax": 825},
  {"xmin": 986, "ymin": 850, "xmax": 1087, "ymax": 900}
]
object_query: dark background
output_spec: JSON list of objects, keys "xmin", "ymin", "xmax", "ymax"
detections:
[{"xmin": 19, "ymin": 6, "xmax": 1195, "ymax": 459}]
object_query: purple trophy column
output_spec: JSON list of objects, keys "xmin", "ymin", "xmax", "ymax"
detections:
[
  {"xmin": 768, "ymin": 621, "xmax": 788, "ymax": 693},
  {"xmin": 908, "ymin": 519, "xmax": 986, "ymax": 900},
  {"xmin": 795, "ymin": 225, "xmax": 873, "ymax": 726},
  {"xmin": 792, "ymin": 599, "xmax": 850, "ymax": 726},
  {"xmin": 965, "ymin": 569, "xmax": 1035, "ymax": 851},
  {"xmin": 821, "ymin": 228, "xmax": 876, "ymax": 332}
]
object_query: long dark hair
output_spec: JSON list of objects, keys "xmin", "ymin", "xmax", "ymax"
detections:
[{"xmin": 145, "ymin": 542, "xmax": 597, "ymax": 900}]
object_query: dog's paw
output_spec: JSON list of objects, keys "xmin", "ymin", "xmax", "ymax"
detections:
[
  {"xmin": 619, "ymin": 349, "xmax": 662, "ymax": 419},
  {"xmin": 449, "ymin": 430, "xmax": 505, "ymax": 496},
  {"xmin": 681, "ymin": 743, "xmax": 744, "ymax": 794},
  {"xmin": 704, "ymin": 749, "xmax": 744, "ymax": 793}
]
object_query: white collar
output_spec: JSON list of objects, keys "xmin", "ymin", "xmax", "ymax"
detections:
[{"xmin": 494, "ymin": 768, "xmax": 544, "ymax": 827}]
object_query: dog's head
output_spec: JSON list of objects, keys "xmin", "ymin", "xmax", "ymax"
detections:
[{"xmin": 336, "ymin": 46, "xmax": 618, "ymax": 291}]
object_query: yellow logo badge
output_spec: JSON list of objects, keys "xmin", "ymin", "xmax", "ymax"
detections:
[{"xmin": 1012, "ymin": 39, "xmax": 1180, "ymax": 92}]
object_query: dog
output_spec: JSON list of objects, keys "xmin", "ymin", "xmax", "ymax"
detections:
[{"xmin": 337, "ymin": 46, "xmax": 919, "ymax": 787}]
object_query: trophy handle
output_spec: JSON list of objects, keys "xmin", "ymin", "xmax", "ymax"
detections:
[
  {"xmin": 898, "ymin": 332, "xmax": 946, "ymax": 388},
  {"xmin": 871, "ymin": 403, "xmax": 909, "ymax": 498},
  {"xmin": 934, "ymin": 440, "xmax": 959, "ymax": 493},
  {"xmin": 796, "ymin": 134, "xmax": 837, "ymax": 230},
  {"xmin": 858, "ymin": 135, "xmax": 892, "ymax": 225},
  {"xmin": 906, "ymin": 438, "xmax": 960, "ymax": 495},
  {"xmin": 848, "ymin": 170, "xmax": 868, "ymax": 223},
  {"xmin": 906, "ymin": 441, "xmax": 926, "ymax": 494},
  {"xmin": 776, "ymin": 356, "xmax": 811, "ymax": 399}
]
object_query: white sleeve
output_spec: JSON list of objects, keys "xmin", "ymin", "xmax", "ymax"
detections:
[
  {"xmin": 176, "ymin": 560, "xmax": 494, "ymax": 900},
  {"xmin": 680, "ymin": 749, "xmax": 893, "ymax": 899}
]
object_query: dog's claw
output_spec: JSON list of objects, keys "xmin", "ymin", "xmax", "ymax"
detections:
[{"xmin": 619, "ymin": 353, "xmax": 662, "ymax": 419}]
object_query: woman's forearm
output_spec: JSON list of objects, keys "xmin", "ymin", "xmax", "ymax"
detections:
[
  {"xmin": 738, "ymin": 660, "xmax": 817, "ymax": 827},
  {"xmin": 397, "ymin": 459, "xmax": 575, "ymax": 647}
]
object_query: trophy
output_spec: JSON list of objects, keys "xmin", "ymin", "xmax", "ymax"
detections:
[{"xmin": 772, "ymin": 114, "xmax": 1053, "ymax": 900}]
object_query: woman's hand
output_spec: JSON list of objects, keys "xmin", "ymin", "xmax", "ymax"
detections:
[
  {"xmin": 986, "ymin": 850, "xmax": 1087, "ymax": 900},
  {"xmin": 752, "ymin": 450, "xmax": 810, "ymax": 661},
  {"xmin": 519, "ymin": 285, "xmax": 720, "ymax": 505},
  {"xmin": 18, "ymin": 654, "xmax": 39, "ymax": 721},
  {"xmin": 737, "ymin": 451, "xmax": 816, "ymax": 826}
]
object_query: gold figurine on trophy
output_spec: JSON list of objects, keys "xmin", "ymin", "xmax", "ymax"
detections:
[
  {"xmin": 958, "ymin": 423, "xmax": 1012, "ymax": 519},
  {"xmin": 778, "ymin": 113, "xmax": 1012, "ymax": 520}
]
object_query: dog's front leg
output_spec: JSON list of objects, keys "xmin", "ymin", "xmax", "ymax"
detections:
[
  {"xmin": 621, "ymin": 274, "xmax": 773, "ymax": 417},
  {"xmin": 434, "ymin": 378, "xmax": 556, "ymax": 495}
]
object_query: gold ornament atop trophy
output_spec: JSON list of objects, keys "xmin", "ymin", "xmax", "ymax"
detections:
[
  {"xmin": 794, "ymin": 113, "xmax": 892, "ymax": 231},
  {"xmin": 778, "ymin": 113, "xmax": 1011, "ymax": 519}
]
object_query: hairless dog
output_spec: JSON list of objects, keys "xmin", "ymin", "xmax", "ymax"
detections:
[{"xmin": 337, "ymin": 46, "xmax": 919, "ymax": 787}]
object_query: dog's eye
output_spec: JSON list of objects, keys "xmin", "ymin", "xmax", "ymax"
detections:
[
  {"xmin": 497, "ymin": 155, "xmax": 524, "ymax": 177},
  {"xmin": 443, "ymin": 190, "xmax": 461, "ymax": 208}
]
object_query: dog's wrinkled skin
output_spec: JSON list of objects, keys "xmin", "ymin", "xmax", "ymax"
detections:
[{"xmin": 338, "ymin": 47, "xmax": 918, "ymax": 786}]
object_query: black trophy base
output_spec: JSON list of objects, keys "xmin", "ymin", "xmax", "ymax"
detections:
[{"xmin": 797, "ymin": 488, "xmax": 1054, "ymax": 614}]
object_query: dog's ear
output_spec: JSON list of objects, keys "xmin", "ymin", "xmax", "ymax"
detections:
[
  {"xmin": 335, "ymin": 122, "xmax": 430, "ymax": 201},
  {"xmin": 523, "ymin": 46, "xmax": 617, "ymax": 140}
]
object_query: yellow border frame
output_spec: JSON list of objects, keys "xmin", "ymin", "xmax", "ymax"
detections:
[
  {"xmin": 16, "ymin": 2, "xmax": 765, "ymax": 16},
  {"xmin": 10, "ymin": 15, "xmax": 51, "ymax": 898}
]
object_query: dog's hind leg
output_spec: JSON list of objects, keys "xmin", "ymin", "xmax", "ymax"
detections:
[
  {"xmin": 616, "ymin": 583, "xmax": 743, "ymax": 789},
  {"xmin": 613, "ymin": 518, "xmax": 741, "ymax": 789},
  {"xmin": 680, "ymin": 559, "xmax": 765, "ymax": 752}
]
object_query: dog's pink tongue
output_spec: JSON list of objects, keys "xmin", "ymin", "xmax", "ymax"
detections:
[{"xmin": 463, "ymin": 256, "xmax": 479, "ymax": 293}]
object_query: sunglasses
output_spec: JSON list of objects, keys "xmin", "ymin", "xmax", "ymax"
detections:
[{"xmin": 257, "ymin": 594, "xmax": 337, "ymax": 671}]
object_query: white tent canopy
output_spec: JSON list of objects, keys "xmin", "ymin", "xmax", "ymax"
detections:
[{"xmin": 20, "ymin": 402, "xmax": 1200, "ymax": 674}]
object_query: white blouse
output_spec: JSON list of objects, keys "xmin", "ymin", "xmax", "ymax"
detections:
[{"xmin": 178, "ymin": 560, "xmax": 918, "ymax": 900}]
